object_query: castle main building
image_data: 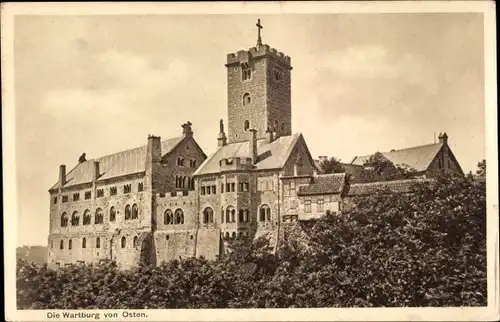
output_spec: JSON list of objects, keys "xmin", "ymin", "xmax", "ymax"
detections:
[{"xmin": 47, "ymin": 21, "xmax": 463, "ymax": 269}]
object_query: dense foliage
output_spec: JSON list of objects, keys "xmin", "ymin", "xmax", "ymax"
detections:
[{"xmin": 17, "ymin": 176, "xmax": 486, "ymax": 309}]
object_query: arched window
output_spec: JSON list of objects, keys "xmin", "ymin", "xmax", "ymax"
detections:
[
  {"xmin": 243, "ymin": 93, "xmax": 251, "ymax": 106},
  {"xmin": 60, "ymin": 212, "xmax": 68, "ymax": 227},
  {"xmin": 174, "ymin": 209, "xmax": 184, "ymax": 224},
  {"xmin": 239, "ymin": 232, "xmax": 244, "ymax": 239},
  {"xmin": 60, "ymin": 240, "xmax": 64, "ymax": 250},
  {"xmin": 225, "ymin": 206, "xmax": 235, "ymax": 223},
  {"xmin": 133, "ymin": 236, "xmax": 138, "ymax": 247},
  {"xmin": 274, "ymin": 120, "xmax": 279, "ymax": 131},
  {"xmin": 95, "ymin": 208, "xmax": 103, "ymax": 224},
  {"xmin": 125, "ymin": 205, "xmax": 131, "ymax": 220},
  {"xmin": 164, "ymin": 209, "xmax": 173, "ymax": 225},
  {"xmin": 232, "ymin": 232, "xmax": 236, "ymax": 239},
  {"xmin": 121, "ymin": 236, "xmax": 126, "ymax": 248},
  {"xmin": 221, "ymin": 208, "xmax": 225, "ymax": 223},
  {"xmin": 244, "ymin": 120, "xmax": 250, "ymax": 130},
  {"xmin": 131, "ymin": 204, "xmax": 139, "ymax": 219},
  {"xmin": 177, "ymin": 156, "xmax": 185, "ymax": 167},
  {"xmin": 281, "ymin": 122, "xmax": 285, "ymax": 131},
  {"xmin": 82, "ymin": 237, "xmax": 86, "ymax": 249},
  {"xmin": 238, "ymin": 209, "xmax": 245, "ymax": 222},
  {"xmin": 262, "ymin": 179, "xmax": 268, "ymax": 191},
  {"xmin": 83, "ymin": 210, "xmax": 91, "ymax": 225},
  {"xmin": 68, "ymin": 239, "xmax": 73, "ymax": 250},
  {"xmin": 260, "ymin": 204, "xmax": 270, "ymax": 222},
  {"xmin": 225, "ymin": 232, "xmax": 230, "ymax": 239},
  {"xmin": 96, "ymin": 237, "xmax": 100, "ymax": 249},
  {"xmin": 203, "ymin": 207, "xmax": 214, "ymax": 224},
  {"xmin": 110, "ymin": 206, "xmax": 116, "ymax": 222},
  {"xmin": 71, "ymin": 211, "xmax": 79, "ymax": 226}
]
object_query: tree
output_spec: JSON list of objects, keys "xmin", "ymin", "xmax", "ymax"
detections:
[
  {"xmin": 359, "ymin": 152, "xmax": 416, "ymax": 183},
  {"xmin": 476, "ymin": 159, "xmax": 486, "ymax": 176},
  {"xmin": 318, "ymin": 157, "xmax": 345, "ymax": 174}
]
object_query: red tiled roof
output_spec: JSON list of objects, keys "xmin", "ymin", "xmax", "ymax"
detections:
[
  {"xmin": 194, "ymin": 134, "xmax": 304, "ymax": 176},
  {"xmin": 346, "ymin": 178, "xmax": 433, "ymax": 197},
  {"xmin": 297, "ymin": 173, "xmax": 346, "ymax": 196},
  {"xmin": 351, "ymin": 143, "xmax": 443, "ymax": 172},
  {"xmin": 51, "ymin": 136, "xmax": 185, "ymax": 189}
]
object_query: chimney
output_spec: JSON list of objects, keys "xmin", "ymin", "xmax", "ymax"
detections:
[
  {"xmin": 439, "ymin": 132, "xmax": 448, "ymax": 145},
  {"xmin": 93, "ymin": 161, "xmax": 100, "ymax": 181},
  {"xmin": 181, "ymin": 121, "xmax": 193, "ymax": 137},
  {"xmin": 265, "ymin": 127, "xmax": 274, "ymax": 144},
  {"xmin": 217, "ymin": 119, "xmax": 227, "ymax": 147},
  {"xmin": 147, "ymin": 134, "xmax": 162, "ymax": 163},
  {"xmin": 59, "ymin": 165, "xmax": 66, "ymax": 187},
  {"xmin": 249, "ymin": 129, "xmax": 258, "ymax": 164}
]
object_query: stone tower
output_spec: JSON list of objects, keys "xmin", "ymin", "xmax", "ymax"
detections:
[{"xmin": 225, "ymin": 19, "xmax": 293, "ymax": 143}]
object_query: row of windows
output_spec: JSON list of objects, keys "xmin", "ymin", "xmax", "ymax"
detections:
[
  {"xmin": 175, "ymin": 176, "xmax": 194, "ymax": 189},
  {"xmin": 304, "ymin": 198, "xmax": 330, "ymax": 213},
  {"xmin": 176, "ymin": 157, "xmax": 197, "ymax": 168},
  {"xmin": 56, "ymin": 183, "xmax": 144, "ymax": 204},
  {"xmin": 222, "ymin": 231, "xmax": 249, "ymax": 240},
  {"xmin": 60, "ymin": 204, "xmax": 139, "ymax": 227},
  {"xmin": 161, "ymin": 205, "xmax": 272, "ymax": 225},
  {"xmin": 163, "ymin": 209, "xmax": 185, "ymax": 225},
  {"xmin": 54, "ymin": 236, "xmax": 138, "ymax": 250}
]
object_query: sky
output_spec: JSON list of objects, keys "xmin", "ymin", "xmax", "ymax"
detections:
[{"xmin": 14, "ymin": 13, "xmax": 485, "ymax": 246}]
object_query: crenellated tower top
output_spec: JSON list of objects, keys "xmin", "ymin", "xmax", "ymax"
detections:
[{"xmin": 225, "ymin": 19, "xmax": 293, "ymax": 143}]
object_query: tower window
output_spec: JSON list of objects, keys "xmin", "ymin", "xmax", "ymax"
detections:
[
  {"xmin": 244, "ymin": 120, "xmax": 250, "ymax": 130},
  {"xmin": 242, "ymin": 68, "xmax": 252, "ymax": 81},
  {"xmin": 242, "ymin": 93, "xmax": 251, "ymax": 106},
  {"xmin": 274, "ymin": 69, "xmax": 283, "ymax": 81}
]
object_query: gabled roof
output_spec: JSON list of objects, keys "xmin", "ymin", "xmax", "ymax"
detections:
[
  {"xmin": 193, "ymin": 134, "xmax": 302, "ymax": 176},
  {"xmin": 297, "ymin": 173, "xmax": 346, "ymax": 196},
  {"xmin": 51, "ymin": 136, "xmax": 185, "ymax": 190},
  {"xmin": 346, "ymin": 178, "xmax": 432, "ymax": 197},
  {"xmin": 351, "ymin": 143, "xmax": 444, "ymax": 172}
]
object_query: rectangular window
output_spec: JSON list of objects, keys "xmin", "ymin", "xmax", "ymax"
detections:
[
  {"xmin": 84, "ymin": 191, "xmax": 91, "ymax": 200},
  {"xmin": 238, "ymin": 182, "xmax": 243, "ymax": 192},
  {"xmin": 73, "ymin": 193, "xmax": 80, "ymax": 201},
  {"xmin": 243, "ymin": 182, "xmax": 249, "ymax": 192},
  {"xmin": 97, "ymin": 189, "xmax": 104, "ymax": 198},
  {"xmin": 290, "ymin": 181, "xmax": 296, "ymax": 190},
  {"xmin": 317, "ymin": 198, "xmax": 324, "ymax": 213},
  {"xmin": 231, "ymin": 183, "xmax": 235, "ymax": 192},
  {"xmin": 138, "ymin": 182, "xmax": 144, "ymax": 192},
  {"xmin": 226, "ymin": 183, "xmax": 230, "ymax": 192},
  {"xmin": 304, "ymin": 200, "xmax": 311, "ymax": 213},
  {"xmin": 212, "ymin": 185, "xmax": 217, "ymax": 194},
  {"xmin": 123, "ymin": 184, "xmax": 131, "ymax": 194},
  {"xmin": 221, "ymin": 184, "xmax": 224, "ymax": 193},
  {"xmin": 242, "ymin": 68, "xmax": 252, "ymax": 81},
  {"xmin": 201, "ymin": 186, "xmax": 206, "ymax": 195},
  {"xmin": 62, "ymin": 195, "xmax": 68, "ymax": 203},
  {"xmin": 53, "ymin": 196, "xmax": 57, "ymax": 204}
]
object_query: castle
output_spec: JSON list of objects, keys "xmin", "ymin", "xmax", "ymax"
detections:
[{"xmin": 47, "ymin": 20, "xmax": 463, "ymax": 269}]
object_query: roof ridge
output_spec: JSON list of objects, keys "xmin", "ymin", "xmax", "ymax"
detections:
[{"xmin": 383, "ymin": 142, "xmax": 442, "ymax": 154}]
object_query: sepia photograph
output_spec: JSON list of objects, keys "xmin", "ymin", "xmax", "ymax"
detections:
[{"xmin": 2, "ymin": 1, "xmax": 498, "ymax": 321}]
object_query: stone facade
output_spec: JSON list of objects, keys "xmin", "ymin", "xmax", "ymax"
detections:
[
  {"xmin": 46, "ymin": 26, "xmax": 464, "ymax": 269},
  {"xmin": 226, "ymin": 45, "xmax": 292, "ymax": 143}
]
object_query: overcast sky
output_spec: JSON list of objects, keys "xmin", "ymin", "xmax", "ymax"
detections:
[{"xmin": 14, "ymin": 13, "xmax": 485, "ymax": 246}]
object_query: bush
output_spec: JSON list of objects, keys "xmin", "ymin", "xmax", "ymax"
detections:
[{"xmin": 17, "ymin": 176, "xmax": 486, "ymax": 308}]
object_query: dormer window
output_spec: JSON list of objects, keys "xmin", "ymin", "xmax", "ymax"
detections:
[
  {"xmin": 242, "ymin": 68, "xmax": 252, "ymax": 81},
  {"xmin": 242, "ymin": 93, "xmax": 251, "ymax": 106}
]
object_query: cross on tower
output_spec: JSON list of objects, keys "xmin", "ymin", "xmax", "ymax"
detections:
[{"xmin": 256, "ymin": 18, "xmax": 263, "ymax": 47}]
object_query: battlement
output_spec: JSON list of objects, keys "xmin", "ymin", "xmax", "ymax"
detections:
[
  {"xmin": 157, "ymin": 190, "xmax": 196, "ymax": 199},
  {"xmin": 218, "ymin": 157, "xmax": 254, "ymax": 172},
  {"xmin": 226, "ymin": 44, "xmax": 292, "ymax": 68}
]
